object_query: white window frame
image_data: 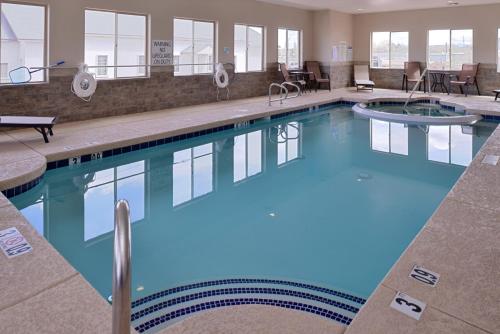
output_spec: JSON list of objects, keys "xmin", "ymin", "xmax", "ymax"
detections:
[
  {"xmin": 427, "ymin": 29, "xmax": 473, "ymax": 71},
  {"xmin": 84, "ymin": 9, "xmax": 149, "ymax": 80},
  {"xmin": 173, "ymin": 17, "xmax": 217, "ymax": 76},
  {"xmin": 96, "ymin": 55, "xmax": 108, "ymax": 77},
  {"xmin": 278, "ymin": 28, "xmax": 302, "ymax": 69},
  {"xmin": 370, "ymin": 31, "xmax": 409, "ymax": 69},
  {"xmin": 234, "ymin": 24, "xmax": 265, "ymax": 73},
  {"xmin": 0, "ymin": 1, "xmax": 48, "ymax": 85},
  {"xmin": 497, "ymin": 28, "xmax": 500, "ymax": 73}
]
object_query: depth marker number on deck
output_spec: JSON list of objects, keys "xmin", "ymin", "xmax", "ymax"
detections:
[
  {"xmin": 390, "ymin": 292, "xmax": 426, "ymax": 320},
  {"xmin": 0, "ymin": 227, "xmax": 33, "ymax": 258},
  {"xmin": 409, "ymin": 265, "xmax": 440, "ymax": 287}
]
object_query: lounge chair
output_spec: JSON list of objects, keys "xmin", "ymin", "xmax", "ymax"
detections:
[
  {"xmin": 279, "ymin": 63, "xmax": 307, "ymax": 93},
  {"xmin": 402, "ymin": 61, "xmax": 426, "ymax": 93},
  {"xmin": 304, "ymin": 61, "xmax": 331, "ymax": 92},
  {"xmin": 448, "ymin": 64, "xmax": 480, "ymax": 97},
  {"xmin": 354, "ymin": 65, "xmax": 375, "ymax": 91},
  {"xmin": 0, "ymin": 116, "xmax": 57, "ymax": 143}
]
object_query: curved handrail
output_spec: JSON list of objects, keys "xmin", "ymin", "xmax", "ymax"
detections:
[
  {"xmin": 281, "ymin": 82, "xmax": 301, "ymax": 99},
  {"xmin": 112, "ymin": 200, "xmax": 132, "ymax": 334},
  {"xmin": 269, "ymin": 83, "xmax": 289, "ymax": 106}
]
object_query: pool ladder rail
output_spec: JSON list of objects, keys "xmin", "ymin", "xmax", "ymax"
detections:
[
  {"xmin": 268, "ymin": 82, "xmax": 301, "ymax": 106},
  {"xmin": 112, "ymin": 200, "xmax": 132, "ymax": 334}
]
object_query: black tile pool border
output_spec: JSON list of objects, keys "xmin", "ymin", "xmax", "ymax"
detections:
[
  {"xmin": 131, "ymin": 278, "xmax": 366, "ymax": 309},
  {"xmin": 131, "ymin": 287, "xmax": 360, "ymax": 322},
  {"xmin": 135, "ymin": 298, "xmax": 353, "ymax": 333}
]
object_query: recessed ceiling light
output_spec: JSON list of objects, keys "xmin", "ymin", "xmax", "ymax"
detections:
[
  {"xmin": 357, "ymin": 8, "xmax": 364, "ymax": 11},
  {"xmin": 447, "ymin": 1, "xmax": 459, "ymax": 5}
]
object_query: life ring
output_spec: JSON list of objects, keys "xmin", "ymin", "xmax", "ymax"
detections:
[
  {"xmin": 72, "ymin": 64, "xmax": 97, "ymax": 101},
  {"xmin": 214, "ymin": 63, "xmax": 229, "ymax": 89}
]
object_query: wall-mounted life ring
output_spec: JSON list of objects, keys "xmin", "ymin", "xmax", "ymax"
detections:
[
  {"xmin": 72, "ymin": 64, "xmax": 97, "ymax": 102},
  {"xmin": 214, "ymin": 63, "xmax": 229, "ymax": 89}
]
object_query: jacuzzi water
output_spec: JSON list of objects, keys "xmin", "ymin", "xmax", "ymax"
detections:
[
  {"xmin": 10, "ymin": 106, "xmax": 495, "ymax": 331},
  {"xmin": 371, "ymin": 103, "xmax": 464, "ymax": 117}
]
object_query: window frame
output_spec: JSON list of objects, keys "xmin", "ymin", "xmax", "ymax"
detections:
[
  {"xmin": 234, "ymin": 23, "xmax": 265, "ymax": 73},
  {"xmin": 278, "ymin": 27, "xmax": 302, "ymax": 70},
  {"xmin": 427, "ymin": 29, "xmax": 474, "ymax": 71},
  {"xmin": 370, "ymin": 31, "xmax": 409, "ymax": 69},
  {"xmin": 173, "ymin": 17, "xmax": 217, "ymax": 76},
  {"xmin": 0, "ymin": 1, "xmax": 48, "ymax": 85},
  {"xmin": 84, "ymin": 8, "xmax": 150, "ymax": 80},
  {"xmin": 497, "ymin": 28, "xmax": 500, "ymax": 73}
]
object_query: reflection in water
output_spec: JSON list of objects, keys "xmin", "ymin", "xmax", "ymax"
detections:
[
  {"xmin": 20, "ymin": 196, "xmax": 44, "ymax": 235},
  {"xmin": 428, "ymin": 126, "xmax": 472, "ymax": 166},
  {"xmin": 277, "ymin": 122, "xmax": 301, "ymax": 165},
  {"xmin": 173, "ymin": 143, "xmax": 214, "ymax": 206},
  {"xmin": 370, "ymin": 120, "xmax": 408, "ymax": 155},
  {"xmin": 10, "ymin": 110, "xmax": 494, "ymax": 303},
  {"xmin": 234, "ymin": 130, "xmax": 263, "ymax": 182},
  {"xmin": 84, "ymin": 161, "xmax": 145, "ymax": 241}
]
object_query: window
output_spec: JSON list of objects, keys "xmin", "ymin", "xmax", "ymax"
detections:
[
  {"xmin": 371, "ymin": 32, "xmax": 408, "ymax": 69},
  {"xmin": 278, "ymin": 28, "xmax": 301, "ymax": 69},
  {"xmin": 370, "ymin": 120, "xmax": 408, "ymax": 155},
  {"xmin": 137, "ymin": 55, "xmax": 145, "ymax": 75},
  {"xmin": 0, "ymin": 2, "xmax": 46, "ymax": 84},
  {"xmin": 428, "ymin": 29, "xmax": 473, "ymax": 70},
  {"xmin": 173, "ymin": 143, "xmax": 214, "ymax": 206},
  {"xmin": 497, "ymin": 29, "xmax": 500, "ymax": 72},
  {"xmin": 84, "ymin": 161, "xmax": 146, "ymax": 241},
  {"xmin": 277, "ymin": 122, "xmax": 301, "ymax": 165},
  {"xmin": 234, "ymin": 24, "xmax": 264, "ymax": 73},
  {"xmin": 174, "ymin": 18, "xmax": 215, "ymax": 76},
  {"xmin": 96, "ymin": 55, "xmax": 108, "ymax": 77},
  {"xmin": 427, "ymin": 126, "xmax": 472, "ymax": 166},
  {"xmin": 84, "ymin": 10, "xmax": 147, "ymax": 79},
  {"xmin": 0, "ymin": 63, "xmax": 7, "ymax": 82},
  {"xmin": 234, "ymin": 131, "xmax": 263, "ymax": 182}
]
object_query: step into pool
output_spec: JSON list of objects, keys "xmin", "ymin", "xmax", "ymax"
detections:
[{"xmin": 11, "ymin": 106, "xmax": 495, "ymax": 333}]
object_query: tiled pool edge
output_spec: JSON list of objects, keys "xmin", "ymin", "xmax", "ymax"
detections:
[{"xmin": 0, "ymin": 89, "xmax": 499, "ymax": 333}]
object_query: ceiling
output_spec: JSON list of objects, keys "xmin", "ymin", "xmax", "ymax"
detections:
[{"xmin": 257, "ymin": 0, "xmax": 500, "ymax": 13}]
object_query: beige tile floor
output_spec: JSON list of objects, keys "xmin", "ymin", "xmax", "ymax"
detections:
[{"xmin": 0, "ymin": 88, "xmax": 499, "ymax": 334}]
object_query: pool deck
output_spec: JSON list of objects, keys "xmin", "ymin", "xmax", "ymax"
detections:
[{"xmin": 0, "ymin": 87, "xmax": 499, "ymax": 333}]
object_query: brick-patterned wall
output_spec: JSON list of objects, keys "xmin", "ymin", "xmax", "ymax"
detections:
[
  {"xmin": 0, "ymin": 67, "xmax": 282, "ymax": 123},
  {"xmin": 367, "ymin": 62, "xmax": 500, "ymax": 96}
]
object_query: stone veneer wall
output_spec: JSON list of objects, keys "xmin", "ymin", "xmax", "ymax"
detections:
[
  {"xmin": 319, "ymin": 62, "xmax": 354, "ymax": 90},
  {"xmin": 0, "ymin": 66, "xmax": 282, "ymax": 123},
  {"xmin": 365, "ymin": 62, "xmax": 500, "ymax": 95}
]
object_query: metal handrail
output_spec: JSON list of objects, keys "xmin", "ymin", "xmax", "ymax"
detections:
[
  {"xmin": 281, "ymin": 82, "xmax": 302, "ymax": 99},
  {"xmin": 404, "ymin": 68, "xmax": 430, "ymax": 110},
  {"xmin": 269, "ymin": 83, "xmax": 288, "ymax": 106},
  {"xmin": 112, "ymin": 200, "xmax": 132, "ymax": 334}
]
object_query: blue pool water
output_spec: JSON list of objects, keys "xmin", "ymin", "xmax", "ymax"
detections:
[{"xmin": 11, "ymin": 106, "xmax": 494, "ymax": 330}]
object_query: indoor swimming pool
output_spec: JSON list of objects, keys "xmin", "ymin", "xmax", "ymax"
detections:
[{"xmin": 10, "ymin": 106, "xmax": 495, "ymax": 332}]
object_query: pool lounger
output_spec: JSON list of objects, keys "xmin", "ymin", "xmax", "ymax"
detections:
[{"xmin": 0, "ymin": 116, "xmax": 57, "ymax": 143}]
